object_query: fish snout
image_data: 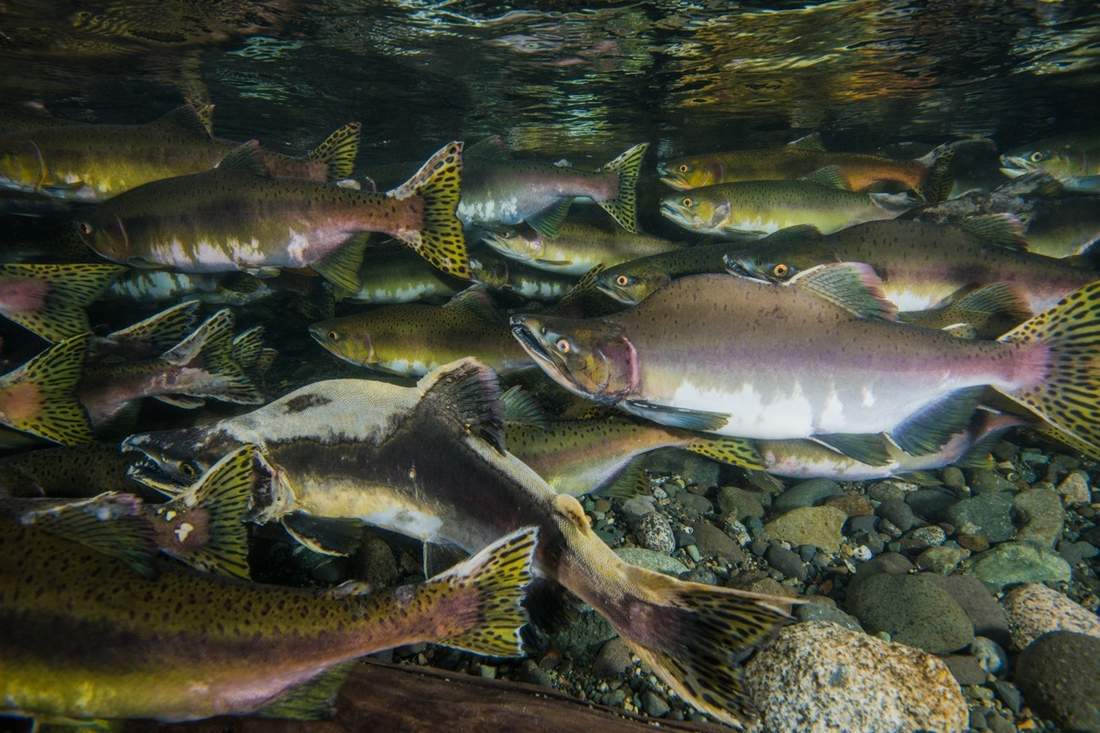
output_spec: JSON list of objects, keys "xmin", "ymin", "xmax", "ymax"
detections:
[
  {"xmin": 722, "ymin": 254, "xmax": 756, "ymax": 279},
  {"xmin": 999, "ymin": 154, "xmax": 1032, "ymax": 178}
]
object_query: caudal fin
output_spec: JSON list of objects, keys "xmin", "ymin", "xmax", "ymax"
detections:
[
  {"xmin": 598, "ymin": 143, "xmax": 648, "ymax": 234},
  {"xmin": 432, "ymin": 525, "xmax": 538, "ymax": 657},
  {"xmin": 307, "ymin": 121, "xmax": 362, "ymax": 181},
  {"xmin": 102, "ymin": 300, "xmax": 202, "ymax": 357},
  {"xmin": 0, "ymin": 263, "xmax": 124, "ymax": 343},
  {"xmin": 0, "ymin": 335, "xmax": 92, "ymax": 446},
  {"xmin": 998, "ymin": 280, "xmax": 1100, "ymax": 454},
  {"xmin": 389, "ymin": 142, "xmax": 469, "ymax": 279},
  {"xmin": 159, "ymin": 309, "xmax": 264, "ymax": 405},
  {"xmin": 155, "ymin": 444, "xmax": 257, "ymax": 579},
  {"xmin": 548, "ymin": 493, "xmax": 793, "ymax": 728}
]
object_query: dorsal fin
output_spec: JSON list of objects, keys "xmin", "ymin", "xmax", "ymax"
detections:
[
  {"xmin": 959, "ymin": 213, "xmax": 1027, "ymax": 250},
  {"xmin": 466, "ymin": 135, "xmax": 511, "ymax": 163},
  {"xmin": 786, "ymin": 132, "xmax": 826, "ymax": 152},
  {"xmin": 500, "ymin": 386, "xmax": 547, "ymax": 429},
  {"xmin": 801, "ymin": 165, "xmax": 848, "ymax": 189},
  {"xmin": 788, "ymin": 262, "xmax": 898, "ymax": 321},
  {"xmin": 216, "ymin": 141, "xmax": 270, "ymax": 177},
  {"xmin": 556, "ymin": 264, "xmax": 607, "ymax": 310},
  {"xmin": 442, "ymin": 285, "xmax": 501, "ymax": 322},
  {"xmin": 149, "ymin": 104, "xmax": 213, "ymax": 139},
  {"xmin": 416, "ymin": 358, "xmax": 506, "ymax": 453}
]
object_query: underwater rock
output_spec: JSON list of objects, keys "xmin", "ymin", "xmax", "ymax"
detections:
[
  {"xmin": 824, "ymin": 493, "xmax": 873, "ymax": 517},
  {"xmin": 763, "ymin": 506, "xmax": 846, "ymax": 553},
  {"xmin": 876, "ymin": 498, "xmax": 917, "ymax": 532},
  {"xmin": 1015, "ymin": 632, "xmax": 1100, "ymax": 732},
  {"xmin": 592, "ymin": 638, "xmax": 633, "ymax": 678},
  {"xmin": 965, "ymin": 541, "xmax": 1072, "ymax": 592},
  {"xmin": 765, "ymin": 544, "xmax": 807, "ymax": 581},
  {"xmin": 743, "ymin": 621, "xmax": 968, "ymax": 733},
  {"xmin": 927, "ymin": 575, "xmax": 1011, "ymax": 646},
  {"xmin": 613, "ymin": 547, "xmax": 687, "ymax": 576},
  {"xmin": 1013, "ymin": 488, "xmax": 1064, "ymax": 547},
  {"xmin": 794, "ymin": 602, "xmax": 863, "ymax": 632},
  {"xmin": 969, "ymin": 469, "xmax": 1019, "ymax": 495},
  {"xmin": 905, "ymin": 487, "xmax": 957, "ymax": 522},
  {"xmin": 717, "ymin": 486, "xmax": 764, "ymax": 521},
  {"xmin": 1003, "ymin": 583, "xmax": 1100, "ymax": 650},
  {"xmin": 634, "ymin": 512, "xmax": 675, "ymax": 554},
  {"xmin": 690, "ymin": 519, "xmax": 745, "ymax": 562},
  {"xmin": 846, "ymin": 573, "xmax": 974, "ymax": 654},
  {"xmin": 1057, "ymin": 469, "xmax": 1092, "ymax": 505},
  {"xmin": 771, "ymin": 478, "xmax": 842, "ymax": 514},
  {"xmin": 945, "ymin": 493, "xmax": 1015, "ymax": 543},
  {"xmin": 916, "ymin": 545, "xmax": 968, "ymax": 574}
]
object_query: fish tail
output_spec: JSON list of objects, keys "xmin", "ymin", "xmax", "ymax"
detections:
[
  {"xmin": 998, "ymin": 279, "xmax": 1100, "ymax": 454},
  {"xmin": 549, "ymin": 494, "xmax": 792, "ymax": 728},
  {"xmin": 105, "ymin": 300, "xmax": 202, "ymax": 355},
  {"xmin": 598, "ymin": 142, "xmax": 649, "ymax": 234},
  {"xmin": 683, "ymin": 435, "xmax": 765, "ymax": 469},
  {"xmin": 307, "ymin": 121, "xmax": 362, "ymax": 181},
  {"xmin": 0, "ymin": 335, "xmax": 92, "ymax": 446},
  {"xmin": 231, "ymin": 325, "xmax": 278, "ymax": 385},
  {"xmin": 389, "ymin": 142, "xmax": 469, "ymax": 279},
  {"xmin": 159, "ymin": 309, "xmax": 265, "ymax": 405},
  {"xmin": 0, "ymin": 263, "xmax": 124, "ymax": 342},
  {"xmin": 430, "ymin": 525, "xmax": 538, "ymax": 657},
  {"xmin": 159, "ymin": 444, "xmax": 259, "ymax": 579},
  {"xmin": 916, "ymin": 147, "xmax": 955, "ymax": 205}
]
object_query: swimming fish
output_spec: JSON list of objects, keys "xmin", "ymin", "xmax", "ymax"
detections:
[
  {"xmin": 500, "ymin": 386, "xmax": 762, "ymax": 496},
  {"xmin": 75, "ymin": 140, "xmax": 468, "ymax": 287},
  {"xmin": 898, "ymin": 283, "xmax": 1033, "ymax": 339},
  {"xmin": 78, "ymin": 309, "xmax": 263, "ymax": 429},
  {"xmin": 0, "ymin": 104, "xmax": 362, "ymax": 199},
  {"xmin": 0, "ymin": 446, "xmax": 538, "ymax": 722},
  {"xmin": 659, "ymin": 172, "xmax": 917, "ymax": 238},
  {"xmin": 659, "ymin": 134, "xmax": 952, "ymax": 202},
  {"xmin": 341, "ymin": 244, "xmax": 463, "ymax": 304},
  {"xmin": 310, "ymin": 287, "xmax": 531, "ymax": 377},
  {"xmin": 103, "ymin": 269, "xmax": 276, "ymax": 306},
  {"xmin": 510, "ymin": 265, "xmax": 1100, "ymax": 459},
  {"xmin": 481, "ymin": 221, "xmax": 685, "ymax": 276},
  {"xmin": 123, "ymin": 359, "xmax": 795, "ymax": 728},
  {"xmin": 0, "ymin": 336, "xmax": 92, "ymax": 447},
  {"xmin": 0, "ymin": 263, "xmax": 125, "ymax": 342},
  {"xmin": 726, "ymin": 218, "xmax": 1095, "ymax": 314},
  {"xmin": 1000, "ymin": 130, "xmax": 1100, "ymax": 192},
  {"xmin": 457, "ymin": 137, "xmax": 648, "ymax": 237}
]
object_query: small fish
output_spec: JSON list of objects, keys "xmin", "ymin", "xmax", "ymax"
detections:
[
  {"xmin": 0, "ymin": 336, "xmax": 92, "ymax": 447},
  {"xmin": 482, "ymin": 220, "xmax": 685, "ymax": 275},
  {"xmin": 500, "ymin": 386, "xmax": 762, "ymax": 496},
  {"xmin": 103, "ymin": 269, "xmax": 276, "ymax": 306},
  {"xmin": 310, "ymin": 287, "xmax": 531, "ymax": 377},
  {"xmin": 1, "ymin": 444, "xmax": 538, "ymax": 722},
  {"xmin": 76, "ymin": 140, "xmax": 468, "ymax": 286},
  {"xmin": 1000, "ymin": 130, "xmax": 1100, "ymax": 192},
  {"xmin": 78, "ymin": 309, "xmax": 264, "ymax": 429},
  {"xmin": 659, "ymin": 134, "xmax": 952, "ymax": 201},
  {"xmin": 470, "ymin": 247, "xmax": 578, "ymax": 302},
  {"xmin": 123, "ymin": 359, "xmax": 795, "ymax": 727},
  {"xmin": 457, "ymin": 137, "xmax": 648, "ymax": 236},
  {"xmin": 660, "ymin": 171, "xmax": 917, "ymax": 237},
  {"xmin": 0, "ymin": 442, "xmax": 142, "ymax": 499},
  {"xmin": 0, "ymin": 104, "xmax": 363, "ymax": 199},
  {"xmin": 726, "ymin": 218, "xmax": 1095, "ymax": 314},
  {"xmin": 510, "ymin": 265, "xmax": 1100, "ymax": 460},
  {"xmin": 899, "ymin": 283, "xmax": 1033, "ymax": 339},
  {"xmin": 0, "ymin": 263, "xmax": 125, "ymax": 342}
]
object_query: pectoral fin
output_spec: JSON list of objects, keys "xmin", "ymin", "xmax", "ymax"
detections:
[{"xmin": 621, "ymin": 400, "xmax": 729, "ymax": 432}]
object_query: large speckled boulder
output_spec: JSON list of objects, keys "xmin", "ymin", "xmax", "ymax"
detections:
[
  {"xmin": 763, "ymin": 506, "xmax": 846, "ymax": 553},
  {"xmin": 744, "ymin": 621, "xmax": 968, "ymax": 733},
  {"xmin": 1004, "ymin": 583, "xmax": 1100, "ymax": 650},
  {"xmin": 1015, "ymin": 632, "xmax": 1100, "ymax": 732}
]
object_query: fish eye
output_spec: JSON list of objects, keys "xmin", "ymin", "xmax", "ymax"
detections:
[
  {"xmin": 1030, "ymin": 152, "xmax": 1044, "ymax": 162},
  {"xmin": 327, "ymin": 330, "xmax": 339, "ymax": 341},
  {"xmin": 179, "ymin": 461, "xmax": 198, "ymax": 479},
  {"xmin": 678, "ymin": 164, "xmax": 689, "ymax": 173},
  {"xmin": 555, "ymin": 338, "xmax": 571, "ymax": 353},
  {"xmin": 615, "ymin": 274, "xmax": 630, "ymax": 287},
  {"xmin": 773, "ymin": 263, "xmax": 790, "ymax": 278},
  {"xmin": 681, "ymin": 197, "xmax": 693, "ymax": 207},
  {"xmin": 77, "ymin": 221, "xmax": 93, "ymax": 236}
]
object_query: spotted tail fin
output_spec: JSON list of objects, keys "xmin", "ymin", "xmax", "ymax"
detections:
[
  {"xmin": 390, "ymin": 142, "xmax": 469, "ymax": 279},
  {"xmin": 0, "ymin": 335, "xmax": 92, "ymax": 446},
  {"xmin": 598, "ymin": 143, "xmax": 648, "ymax": 234},
  {"xmin": 998, "ymin": 280, "xmax": 1100, "ymax": 456},
  {"xmin": 307, "ymin": 121, "xmax": 362, "ymax": 181},
  {"xmin": 0, "ymin": 263, "xmax": 124, "ymax": 343}
]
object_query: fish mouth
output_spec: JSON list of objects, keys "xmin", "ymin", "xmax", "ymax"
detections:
[
  {"xmin": 999, "ymin": 155, "xmax": 1033, "ymax": 178},
  {"xmin": 721, "ymin": 254, "xmax": 769, "ymax": 283},
  {"xmin": 510, "ymin": 316, "xmax": 552, "ymax": 362},
  {"xmin": 125, "ymin": 455, "xmax": 187, "ymax": 496},
  {"xmin": 659, "ymin": 175, "xmax": 690, "ymax": 190},
  {"xmin": 659, "ymin": 200, "xmax": 689, "ymax": 224}
]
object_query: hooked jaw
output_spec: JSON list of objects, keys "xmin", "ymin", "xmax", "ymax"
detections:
[{"xmin": 999, "ymin": 155, "xmax": 1032, "ymax": 179}]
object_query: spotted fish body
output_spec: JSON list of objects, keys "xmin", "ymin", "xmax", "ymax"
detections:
[
  {"xmin": 104, "ymin": 270, "xmax": 275, "ymax": 306},
  {"xmin": 510, "ymin": 270, "xmax": 1100, "ymax": 449},
  {"xmin": 124, "ymin": 360, "xmax": 795, "ymax": 728},
  {"xmin": 660, "ymin": 180, "xmax": 913, "ymax": 237},
  {"xmin": 659, "ymin": 144, "xmax": 929, "ymax": 192},
  {"xmin": 470, "ymin": 249, "xmax": 577, "ymax": 302},
  {"xmin": 459, "ymin": 163, "xmax": 615, "ymax": 226},
  {"xmin": 482, "ymin": 221, "xmax": 684, "ymax": 276},
  {"xmin": 344, "ymin": 247, "xmax": 461, "ymax": 304},
  {"xmin": 1001, "ymin": 131, "xmax": 1100, "ymax": 185},
  {"xmin": 0, "ymin": 515, "xmax": 537, "ymax": 721},
  {"xmin": 0, "ymin": 442, "xmax": 140, "ymax": 498},
  {"xmin": 729, "ymin": 219, "xmax": 1096, "ymax": 314}
]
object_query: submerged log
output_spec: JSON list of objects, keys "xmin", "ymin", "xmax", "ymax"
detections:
[{"xmin": 128, "ymin": 659, "xmax": 731, "ymax": 733}]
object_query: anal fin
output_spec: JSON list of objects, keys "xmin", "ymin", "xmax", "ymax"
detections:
[
  {"xmin": 313, "ymin": 236, "xmax": 369, "ymax": 294},
  {"xmin": 527, "ymin": 198, "xmax": 572, "ymax": 239},
  {"xmin": 812, "ymin": 432, "xmax": 892, "ymax": 466},
  {"xmin": 889, "ymin": 386, "xmax": 985, "ymax": 455},
  {"xmin": 257, "ymin": 661, "xmax": 356, "ymax": 720},
  {"xmin": 282, "ymin": 512, "xmax": 363, "ymax": 557}
]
